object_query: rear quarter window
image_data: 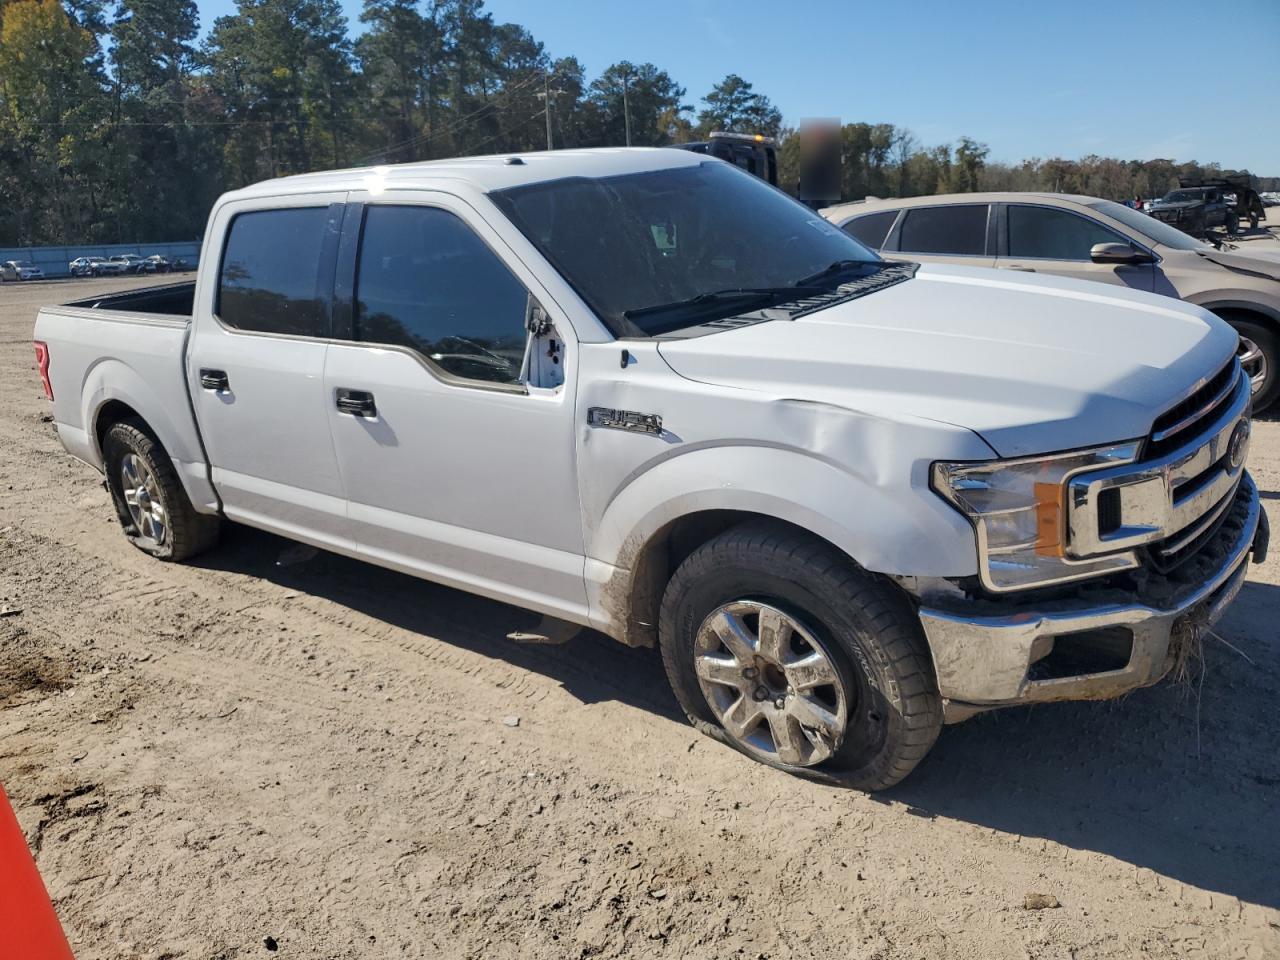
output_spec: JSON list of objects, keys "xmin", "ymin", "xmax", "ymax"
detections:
[
  {"xmin": 840, "ymin": 210, "xmax": 898, "ymax": 249},
  {"xmin": 217, "ymin": 207, "xmax": 331, "ymax": 336}
]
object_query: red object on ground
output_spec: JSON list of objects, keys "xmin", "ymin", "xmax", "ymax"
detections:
[{"xmin": 0, "ymin": 784, "xmax": 75, "ymax": 960}]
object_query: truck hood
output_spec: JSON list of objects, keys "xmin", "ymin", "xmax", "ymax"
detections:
[{"xmin": 657, "ymin": 263, "xmax": 1238, "ymax": 458}]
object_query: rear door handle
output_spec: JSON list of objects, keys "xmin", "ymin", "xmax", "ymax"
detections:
[
  {"xmin": 1005, "ymin": 264, "xmax": 1036, "ymax": 272},
  {"xmin": 335, "ymin": 388, "xmax": 376, "ymax": 417},
  {"xmin": 199, "ymin": 368, "xmax": 229, "ymax": 391}
]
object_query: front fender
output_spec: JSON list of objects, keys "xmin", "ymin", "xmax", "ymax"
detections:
[{"xmin": 588, "ymin": 444, "xmax": 979, "ymax": 580}]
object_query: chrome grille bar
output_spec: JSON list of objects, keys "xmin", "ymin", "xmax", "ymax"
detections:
[{"xmin": 1067, "ymin": 368, "xmax": 1250, "ymax": 560}]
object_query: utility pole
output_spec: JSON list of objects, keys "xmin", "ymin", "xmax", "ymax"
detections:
[
  {"xmin": 622, "ymin": 70, "xmax": 632, "ymax": 147},
  {"xmin": 535, "ymin": 69, "xmax": 563, "ymax": 151}
]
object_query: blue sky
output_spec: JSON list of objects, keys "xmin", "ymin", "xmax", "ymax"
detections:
[{"xmin": 197, "ymin": 0, "xmax": 1280, "ymax": 173}]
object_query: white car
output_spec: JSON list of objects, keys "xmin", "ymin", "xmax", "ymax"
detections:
[
  {"xmin": 93, "ymin": 258, "xmax": 128, "ymax": 276},
  {"xmin": 69, "ymin": 256, "xmax": 108, "ymax": 277},
  {"xmin": 109, "ymin": 254, "xmax": 148, "ymax": 274},
  {"xmin": 32, "ymin": 149, "xmax": 1268, "ymax": 789},
  {"xmin": 1, "ymin": 260, "xmax": 45, "ymax": 281}
]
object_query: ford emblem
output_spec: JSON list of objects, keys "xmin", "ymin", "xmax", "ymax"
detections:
[{"xmin": 1227, "ymin": 420, "xmax": 1250, "ymax": 471}]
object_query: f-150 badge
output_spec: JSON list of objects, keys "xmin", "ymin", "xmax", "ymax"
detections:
[{"xmin": 587, "ymin": 407, "xmax": 663, "ymax": 436}]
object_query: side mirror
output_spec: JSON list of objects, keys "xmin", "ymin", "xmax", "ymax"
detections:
[{"xmin": 1090, "ymin": 242, "xmax": 1154, "ymax": 266}]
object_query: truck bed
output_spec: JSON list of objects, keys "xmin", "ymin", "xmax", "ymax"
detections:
[
  {"xmin": 33, "ymin": 279, "xmax": 216, "ymax": 512},
  {"xmin": 65, "ymin": 280, "xmax": 195, "ymax": 318}
]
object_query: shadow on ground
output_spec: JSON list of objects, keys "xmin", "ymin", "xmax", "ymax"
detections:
[
  {"xmin": 892, "ymin": 579, "xmax": 1280, "ymax": 909},
  {"xmin": 199, "ymin": 523, "xmax": 1280, "ymax": 909}
]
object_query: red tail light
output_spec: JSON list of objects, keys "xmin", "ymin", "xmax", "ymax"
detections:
[{"xmin": 33, "ymin": 341, "xmax": 52, "ymax": 400}]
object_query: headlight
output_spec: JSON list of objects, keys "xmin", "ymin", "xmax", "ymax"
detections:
[{"xmin": 932, "ymin": 442, "xmax": 1140, "ymax": 591}]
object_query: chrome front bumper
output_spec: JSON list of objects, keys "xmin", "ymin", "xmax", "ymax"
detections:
[{"xmin": 920, "ymin": 472, "xmax": 1266, "ymax": 722}]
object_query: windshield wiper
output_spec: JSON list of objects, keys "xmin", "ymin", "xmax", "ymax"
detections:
[
  {"xmin": 623, "ymin": 286, "xmax": 816, "ymax": 323},
  {"xmin": 792, "ymin": 259, "xmax": 879, "ymax": 288}
]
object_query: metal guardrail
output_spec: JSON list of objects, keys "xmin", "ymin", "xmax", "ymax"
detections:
[{"xmin": 0, "ymin": 241, "xmax": 201, "ymax": 278}]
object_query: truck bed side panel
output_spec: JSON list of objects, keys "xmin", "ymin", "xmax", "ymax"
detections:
[{"xmin": 34, "ymin": 307, "xmax": 218, "ymax": 513}]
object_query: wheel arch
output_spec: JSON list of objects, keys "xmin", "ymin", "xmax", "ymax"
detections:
[
  {"xmin": 84, "ymin": 359, "xmax": 218, "ymax": 513},
  {"xmin": 583, "ymin": 445, "xmax": 978, "ymax": 647}
]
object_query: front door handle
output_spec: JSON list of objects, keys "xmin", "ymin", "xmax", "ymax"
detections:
[
  {"xmin": 335, "ymin": 388, "xmax": 376, "ymax": 417},
  {"xmin": 199, "ymin": 368, "xmax": 229, "ymax": 391}
]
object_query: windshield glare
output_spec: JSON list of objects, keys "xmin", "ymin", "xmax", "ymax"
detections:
[
  {"xmin": 491, "ymin": 161, "xmax": 880, "ymax": 336},
  {"xmin": 1088, "ymin": 199, "xmax": 1207, "ymax": 251}
]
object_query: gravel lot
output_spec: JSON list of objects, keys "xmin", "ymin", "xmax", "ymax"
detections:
[{"xmin": 3, "ymin": 255, "xmax": 1279, "ymax": 959}]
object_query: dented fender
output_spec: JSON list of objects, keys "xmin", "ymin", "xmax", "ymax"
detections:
[{"xmin": 576, "ymin": 341, "xmax": 994, "ymax": 639}]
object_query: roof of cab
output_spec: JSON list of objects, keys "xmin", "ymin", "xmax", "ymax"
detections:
[{"xmin": 224, "ymin": 147, "xmax": 705, "ymax": 201}]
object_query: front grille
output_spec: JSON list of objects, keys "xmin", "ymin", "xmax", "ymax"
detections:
[
  {"xmin": 1144, "ymin": 478, "xmax": 1253, "ymax": 579},
  {"xmin": 1146, "ymin": 359, "xmax": 1239, "ymax": 459},
  {"xmin": 1145, "ymin": 480, "xmax": 1240, "ymax": 574}
]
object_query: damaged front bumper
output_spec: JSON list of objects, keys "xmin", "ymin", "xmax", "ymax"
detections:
[{"xmin": 919, "ymin": 472, "xmax": 1267, "ymax": 723}]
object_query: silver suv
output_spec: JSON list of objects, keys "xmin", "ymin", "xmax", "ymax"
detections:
[{"xmin": 822, "ymin": 193, "xmax": 1280, "ymax": 411}]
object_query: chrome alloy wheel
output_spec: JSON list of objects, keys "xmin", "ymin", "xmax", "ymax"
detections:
[
  {"xmin": 693, "ymin": 600, "xmax": 849, "ymax": 767},
  {"xmin": 1239, "ymin": 335, "xmax": 1268, "ymax": 395},
  {"xmin": 120, "ymin": 452, "xmax": 168, "ymax": 546}
]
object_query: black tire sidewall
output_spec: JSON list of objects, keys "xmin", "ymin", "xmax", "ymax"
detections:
[{"xmin": 102, "ymin": 423, "xmax": 177, "ymax": 559}]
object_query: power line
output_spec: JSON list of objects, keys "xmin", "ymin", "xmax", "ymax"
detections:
[{"xmin": 356, "ymin": 70, "xmax": 545, "ymax": 164}]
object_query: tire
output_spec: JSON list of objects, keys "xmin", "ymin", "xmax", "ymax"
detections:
[
  {"xmin": 102, "ymin": 419, "xmax": 221, "ymax": 561},
  {"xmin": 1224, "ymin": 315, "xmax": 1279, "ymax": 413},
  {"xmin": 658, "ymin": 521, "xmax": 943, "ymax": 791}
]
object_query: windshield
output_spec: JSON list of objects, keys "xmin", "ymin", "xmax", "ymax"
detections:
[
  {"xmin": 1162, "ymin": 190, "xmax": 1202, "ymax": 203},
  {"xmin": 490, "ymin": 161, "xmax": 880, "ymax": 337},
  {"xmin": 15, "ymin": 261, "xmax": 35, "ymax": 268},
  {"xmin": 1088, "ymin": 200, "xmax": 1207, "ymax": 251}
]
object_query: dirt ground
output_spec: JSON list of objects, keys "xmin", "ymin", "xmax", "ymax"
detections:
[{"xmin": 3, "ymin": 264, "xmax": 1280, "ymax": 960}]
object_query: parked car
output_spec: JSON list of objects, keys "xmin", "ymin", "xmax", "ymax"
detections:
[
  {"xmin": 69, "ymin": 256, "xmax": 107, "ymax": 277},
  {"xmin": 34, "ymin": 150, "xmax": 1268, "ymax": 789},
  {"xmin": 109, "ymin": 254, "xmax": 148, "ymax": 274},
  {"xmin": 1148, "ymin": 179, "xmax": 1266, "ymax": 236},
  {"xmin": 144, "ymin": 254, "xmax": 172, "ymax": 273},
  {"xmin": 822, "ymin": 192, "xmax": 1280, "ymax": 410},
  {"xmin": 0, "ymin": 260, "xmax": 44, "ymax": 281},
  {"xmin": 88, "ymin": 257, "xmax": 128, "ymax": 276}
]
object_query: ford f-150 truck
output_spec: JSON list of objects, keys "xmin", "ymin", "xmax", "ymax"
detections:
[{"xmin": 33, "ymin": 149, "xmax": 1270, "ymax": 789}]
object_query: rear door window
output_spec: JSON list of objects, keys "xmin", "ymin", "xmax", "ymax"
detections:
[
  {"xmin": 353, "ymin": 205, "xmax": 530, "ymax": 386},
  {"xmin": 218, "ymin": 207, "xmax": 331, "ymax": 336},
  {"xmin": 897, "ymin": 205, "xmax": 989, "ymax": 255},
  {"xmin": 840, "ymin": 210, "xmax": 898, "ymax": 249},
  {"xmin": 1006, "ymin": 205, "xmax": 1127, "ymax": 260}
]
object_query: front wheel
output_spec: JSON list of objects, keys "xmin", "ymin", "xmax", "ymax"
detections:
[
  {"xmin": 102, "ymin": 420, "xmax": 221, "ymax": 561},
  {"xmin": 658, "ymin": 522, "xmax": 943, "ymax": 790},
  {"xmin": 1225, "ymin": 315, "xmax": 1279, "ymax": 413}
]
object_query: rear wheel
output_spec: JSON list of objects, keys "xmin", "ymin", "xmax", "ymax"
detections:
[
  {"xmin": 102, "ymin": 420, "xmax": 221, "ymax": 561},
  {"xmin": 658, "ymin": 521, "xmax": 943, "ymax": 790}
]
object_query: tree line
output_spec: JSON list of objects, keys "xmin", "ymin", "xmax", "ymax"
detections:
[{"xmin": 0, "ymin": 0, "xmax": 1270, "ymax": 247}]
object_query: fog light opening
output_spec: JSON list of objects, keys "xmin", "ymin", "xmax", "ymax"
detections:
[{"xmin": 1028, "ymin": 627, "xmax": 1134, "ymax": 682}]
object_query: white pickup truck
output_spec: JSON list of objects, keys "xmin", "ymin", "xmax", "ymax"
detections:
[{"xmin": 33, "ymin": 149, "xmax": 1269, "ymax": 789}]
